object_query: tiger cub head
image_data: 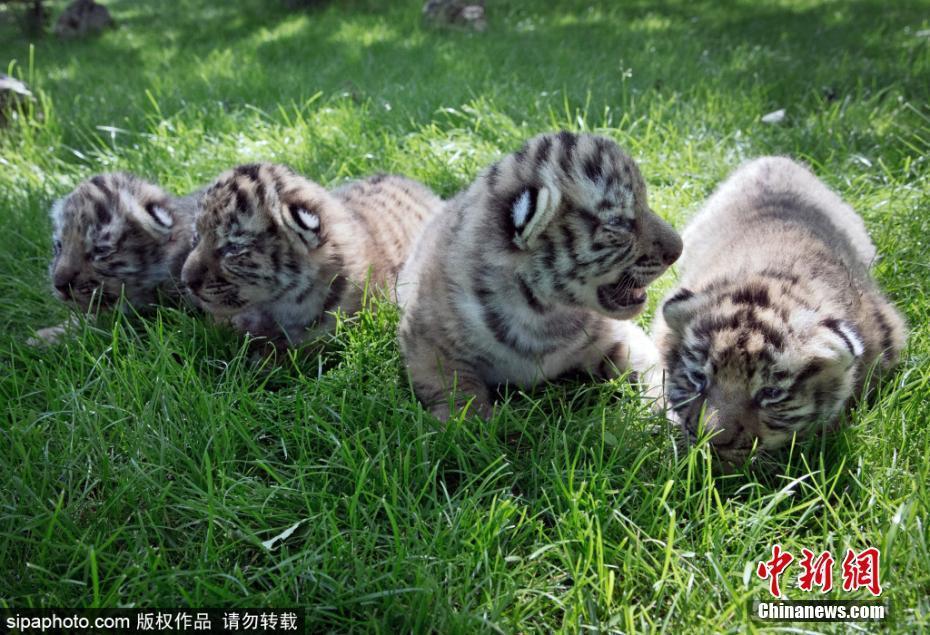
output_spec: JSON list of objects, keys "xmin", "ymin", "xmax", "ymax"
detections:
[
  {"xmin": 181, "ymin": 163, "xmax": 344, "ymax": 317},
  {"xmin": 660, "ymin": 280, "xmax": 865, "ymax": 463},
  {"xmin": 49, "ymin": 173, "xmax": 194, "ymax": 311},
  {"xmin": 486, "ymin": 131, "xmax": 682, "ymax": 320}
]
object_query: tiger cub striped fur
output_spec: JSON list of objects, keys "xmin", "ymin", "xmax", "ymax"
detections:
[
  {"xmin": 651, "ymin": 156, "xmax": 906, "ymax": 465},
  {"xmin": 181, "ymin": 163, "xmax": 441, "ymax": 347},
  {"xmin": 397, "ymin": 131, "xmax": 683, "ymax": 420},
  {"xmin": 36, "ymin": 173, "xmax": 200, "ymax": 343}
]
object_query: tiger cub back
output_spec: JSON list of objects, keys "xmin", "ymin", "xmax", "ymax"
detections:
[
  {"xmin": 652, "ymin": 156, "xmax": 906, "ymax": 465},
  {"xmin": 331, "ymin": 173, "xmax": 442, "ymax": 309},
  {"xmin": 181, "ymin": 163, "xmax": 440, "ymax": 347}
]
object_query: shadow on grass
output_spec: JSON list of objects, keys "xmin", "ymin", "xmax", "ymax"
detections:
[{"xmin": 1, "ymin": 0, "xmax": 925, "ymax": 137}]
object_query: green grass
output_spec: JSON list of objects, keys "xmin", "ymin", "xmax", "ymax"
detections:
[{"xmin": 1, "ymin": 0, "xmax": 929, "ymax": 631}]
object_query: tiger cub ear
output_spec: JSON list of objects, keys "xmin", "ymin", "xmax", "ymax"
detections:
[
  {"xmin": 812, "ymin": 316, "xmax": 865, "ymax": 365},
  {"xmin": 126, "ymin": 196, "xmax": 175, "ymax": 239},
  {"xmin": 662, "ymin": 288, "xmax": 700, "ymax": 332},
  {"xmin": 512, "ymin": 181, "xmax": 561, "ymax": 251},
  {"xmin": 280, "ymin": 203, "xmax": 322, "ymax": 249}
]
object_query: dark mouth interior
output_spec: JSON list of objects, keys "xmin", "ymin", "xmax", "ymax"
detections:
[
  {"xmin": 64, "ymin": 284, "xmax": 114, "ymax": 305},
  {"xmin": 596, "ymin": 273, "xmax": 647, "ymax": 310}
]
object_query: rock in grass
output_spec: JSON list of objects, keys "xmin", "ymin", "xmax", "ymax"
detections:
[
  {"xmin": 54, "ymin": 0, "xmax": 114, "ymax": 38},
  {"xmin": 760, "ymin": 108, "xmax": 786, "ymax": 124},
  {"xmin": 0, "ymin": 74, "xmax": 33, "ymax": 125},
  {"xmin": 423, "ymin": 0, "xmax": 487, "ymax": 31}
]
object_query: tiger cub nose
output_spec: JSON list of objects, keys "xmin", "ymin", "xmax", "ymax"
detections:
[
  {"xmin": 181, "ymin": 262, "xmax": 205, "ymax": 292},
  {"xmin": 53, "ymin": 270, "xmax": 78, "ymax": 293},
  {"xmin": 660, "ymin": 232, "xmax": 683, "ymax": 266}
]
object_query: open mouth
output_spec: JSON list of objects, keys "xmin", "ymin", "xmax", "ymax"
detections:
[
  {"xmin": 64, "ymin": 286, "xmax": 116, "ymax": 309},
  {"xmin": 192, "ymin": 290, "xmax": 248, "ymax": 315},
  {"xmin": 596, "ymin": 274, "xmax": 647, "ymax": 311}
]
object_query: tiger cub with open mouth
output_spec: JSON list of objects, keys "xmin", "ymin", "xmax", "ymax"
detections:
[
  {"xmin": 34, "ymin": 173, "xmax": 201, "ymax": 344},
  {"xmin": 397, "ymin": 131, "xmax": 683, "ymax": 420},
  {"xmin": 181, "ymin": 163, "xmax": 441, "ymax": 348},
  {"xmin": 651, "ymin": 156, "xmax": 906, "ymax": 465}
]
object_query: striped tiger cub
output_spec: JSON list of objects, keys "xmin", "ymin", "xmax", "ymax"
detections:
[
  {"xmin": 651, "ymin": 156, "xmax": 906, "ymax": 464},
  {"xmin": 34, "ymin": 173, "xmax": 201, "ymax": 344},
  {"xmin": 397, "ymin": 131, "xmax": 683, "ymax": 420},
  {"xmin": 181, "ymin": 163, "xmax": 441, "ymax": 347}
]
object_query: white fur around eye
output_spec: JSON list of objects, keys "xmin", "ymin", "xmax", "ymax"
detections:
[
  {"xmin": 619, "ymin": 186, "xmax": 634, "ymax": 209},
  {"xmin": 149, "ymin": 205, "xmax": 174, "ymax": 228},
  {"xmin": 512, "ymin": 190, "xmax": 532, "ymax": 228},
  {"xmin": 296, "ymin": 207, "xmax": 320, "ymax": 231},
  {"xmin": 50, "ymin": 198, "xmax": 66, "ymax": 229}
]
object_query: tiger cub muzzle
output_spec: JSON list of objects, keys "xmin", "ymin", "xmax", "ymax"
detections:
[
  {"xmin": 180, "ymin": 239, "xmax": 286, "ymax": 316},
  {"xmin": 594, "ymin": 212, "xmax": 682, "ymax": 315}
]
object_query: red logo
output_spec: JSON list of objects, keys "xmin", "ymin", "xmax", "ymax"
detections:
[
  {"xmin": 756, "ymin": 544, "xmax": 794, "ymax": 597},
  {"xmin": 798, "ymin": 549, "xmax": 834, "ymax": 592},
  {"xmin": 841, "ymin": 548, "xmax": 882, "ymax": 596},
  {"xmin": 756, "ymin": 546, "xmax": 883, "ymax": 597}
]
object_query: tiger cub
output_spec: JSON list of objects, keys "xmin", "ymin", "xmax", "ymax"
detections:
[
  {"xmin": 397, "ymin": 131, "xmax": 683, "ymax": 420},
  {"xmin": 34, "ymin": 173, "xmax": 200, "ymax": 344},
  {"xmin": 181, "ymin": 163, "xmax": 441, "ymax": 347},
  {"xmin": 651, "ymin": 156, "xmax": 906, "ymax": 464}
]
